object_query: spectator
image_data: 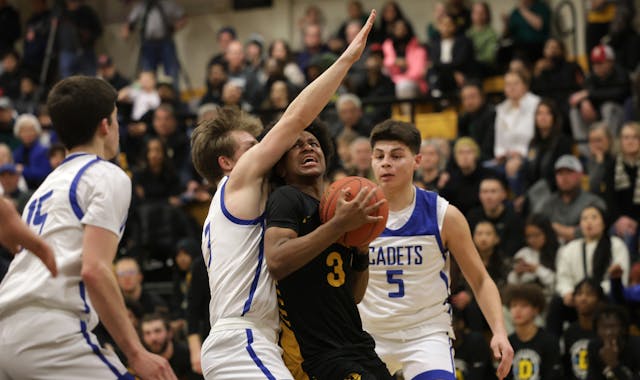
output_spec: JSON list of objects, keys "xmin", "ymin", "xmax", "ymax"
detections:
[
  {"xmin": 466, "ymin": 2, "xmax": 498, "ymax": 76},
  {"xmin": 245, "ymin": 34, "xmax": 265, "ymax": 75},
  {"xmin": 414, "ymin": 139, "xmax": 447, "ymax": 191},
  {"xmin": 352, "ymin": 47, "xmax": 394, "ymax": 125},
  {"xmin": 507, "ymin": 214, "xmax": 558, "ymax": 301},
  {"xmin": 0, "ymin": 50, "xmax": 22, "ymax": 100},
  {"xmin": 123, "ymin": 0, "xmax": 186, "ymax": 90},
  {"xmin": 200, "ymin": 61, "xmax": 227, "ymax": 106},
  {"xmin": 0, "ymin": 97, "xmax": 16, "ymax": 149},
  {"xmin": 331, "ymin": 93, "xmax": 370, "ymax": 138},
  {"xmin": 426, "ymin": 2, "xmax": 447, "ymax": 43},
  {"xmin": 382, "ymin": 18, "xmax": 428, "ymax": 107},
  {"xmin": 586, "ymin": 122, "xmax": 615, "ymax": 197},
  {"xmin": 586, "ymin": 305, "xmax": 640, "ymax": 380},
  {"xmin": 531, "ymin": 38, "xmax": 585, "ymax": 126},
  {"xmin": 296, "ymin": 23, "xmax": 329, "ymax": 73},
  {"xmin": 376, "ymin": 1, "xmax": 407, "ymax": 43},
  {"xmin": 426, "ymin": 13, "xmax": 475, "ymax": 100},
  {"xmin": 170, "ymin": 238, "xmax": 199, "ymax": 332},
  {"xmin": 549, "ymin": 205, "xmax": 629, "ymax": 336},
  {"xmin": 12, "ymin": 113, "xmax": 51, "ymax": 189},
  {"xmin": 585, "ymin": 0, "xmax": 617, "ymax": 55},
  {"xmin": 505, "ymin": 284, "xmax": 563, "ymax": 380},
  {"xmin": 220, "ymin": 80, "xmax": 251, "ymax": 112},
  {"xmin": 535, "ymin": 155, "xmax": 607, "ymax": 242},
  {"xmin": 57, "ymin": 0, "xmax": 102, "ymax": 78},
  {"xmin": 97, "ymin": 54, "xmax": 130, "ymax": 91},
  {"xmin": 458, "ymin": 81, "xmax": 495, "ymax": 161},
  {"xmin": 0, "ymin": 163, "xmax": 32, "ymax": 213},
  {"xmin": 47, "ymin": 142, "xmax": 66, "ymax": 170},
  {"xmin": 346, "ymin": 136, "xmax": 374, "ymax": 180},
  {"xmin": 14, "ymin": 74, "xmax": 41, "ymax": 115},
  {"xmin": 296, "ymin": 4, "xmax": 326, "ymax": 43},
  {"xmin": 609, "ymin": 262, "xmax": 640, "ymax": 331},
  {"xmin": 118, "ymin": 70, "xmax": 161, "ymax": 122},
  {"xmin": 186, "ymin": 254, "xmax": 210, "ymax": 376},
  {"xmin": 623, "ymin": 74, "xmax": 639, "ymax": 123},
  {"xmin": 149, "ymin": 104, "xmax": 191, "ymax": 185},
  {"xmin": 561, "ymin": 279, "xmax": 605, "ymax": 380},
  {"xmin": 605, "ymin": 122, "xmax": 640, "ymax": 260},
  {"xmin": 467, "ymin": 176, "xmax": 526, "ymax": 257},
  {"xmin": 0, "ymin": 0, "xmax": 20, "ymax": 57},
  {"xmin": 132, "ymin": 137, "xmax": 183, "ymax": 207},
  {"xmin": 22, "ymin": 0, "xmax": 51, "ymax": 80},
  {"xmin": 446, "ymin": 0, "xmax": 472, "ymax": 35},
  {"xmin": 140, "ymin": 313, "xmax": 203, "ymax": 380},
  {"xmin": 208, "ymin": 26, "xmax": 236, "ymax": 67},
  {"xmin": 569, "ymin": 45, "xmax": 631, "ymax": 150},
  {"xmin": 503, "ymin": 0, "xmax": 551, "ymax": 64},
  {"xmin": 335, "ymin": 128, "xmax": 358, "ymax": 170},
  {"xmin": 335, "ymin": 1, "xmax": 368, "ymax": 43},
  {"xmin": 604, "ymin": 6, "xmax": 640, "ymax": 73},
  {"xmin": 524, "ymin": 99, "xmax": 574, "ymax": 203},
  {"xmin": 114, "ymin": 257, "xmax": 168, "ymax": 315},
  {"xmin": 493, "ymin": 70, "xmax": 540, "ymax": 195},
  {"xmin": 268, "ymin": 39, "xmax": 305, "ymax": 88},
  {"xmin": 452, "ymin": 308, "xmax": 497, "ymax": 380},
  {"xmin": 441, "ymin": 137, "xmax": 495, "ymax": 214},
  {"xmin": 224, "ymin": 40, "xmax": 251, "ymax": 90}
]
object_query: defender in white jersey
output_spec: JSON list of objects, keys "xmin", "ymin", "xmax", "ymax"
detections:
[
  {"xmin": 359, "ymin": 120, "xmax": 514, "ymax": 380},
  {"xmin": 0, "ymin": 77, "xmax": 175, "ymax": 380},
  {"xmin": 189, "ymin": 11, "xmax": 376, "ymax": 379}
]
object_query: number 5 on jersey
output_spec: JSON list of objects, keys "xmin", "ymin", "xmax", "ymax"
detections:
[
  {"xmin": 387, "ymin": 269, "xmax": 404, "ymax": 298},
  {"xmin": 25, "ymin": 190, "xmax": 54, "ymax": 235}
]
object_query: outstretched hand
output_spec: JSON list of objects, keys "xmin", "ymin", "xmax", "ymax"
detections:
[
  {"xmin": 491, "ymin": 333, "xmax": 514, "ymax": 380},
  {"xmin": 334, "ymin": 186, "xmax": 385, "ymax": 232},
  {"xmin": 342, "ymin": 10, "xmax": 377, "ymax": 64},
  {"xmin": 0, "ymin": 198, "xmax": 57, "ymax": 277}
]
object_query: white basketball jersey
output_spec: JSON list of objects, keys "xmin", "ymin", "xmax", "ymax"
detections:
[
  {"xmin": 0, "ymin": 153, "xmax": 131, "ymax": 331},
  {"xmin": 359, "ymin": 188, "xmax": 453, "ymax": 338},
  {"xmin": 202, "ymin": 176, "xmax": 279, "ymax": 331}
]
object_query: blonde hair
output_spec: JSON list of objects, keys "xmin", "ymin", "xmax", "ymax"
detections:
[{"xmin": 453, "ymin": 137, "xmax": 480, "ymax": 157}]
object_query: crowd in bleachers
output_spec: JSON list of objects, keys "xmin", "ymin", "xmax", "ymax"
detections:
[{"xmin": 1, "ymin": 0, "xmax": 640, "ymax": 378}]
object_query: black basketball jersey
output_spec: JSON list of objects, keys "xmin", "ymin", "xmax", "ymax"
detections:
[{"xmin": 266, "ymin": 185, "xmax": 376, "ymax": 375}]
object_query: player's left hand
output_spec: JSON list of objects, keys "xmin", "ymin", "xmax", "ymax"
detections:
[{"xmin": 491, "ymin": 333, "xmax": 514, "ymax": 380}]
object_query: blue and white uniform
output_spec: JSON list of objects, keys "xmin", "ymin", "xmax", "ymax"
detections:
[
  {"xmin": 200, "ymin": 176, "xmax": 292, "ymax": 379},
  {"xmin": 0, "ymin": 153, "xmax": 132, "ymax": 380},
  {"xmin": 358, "ymin": 187, "xmax": 456, "ymax": 380}
]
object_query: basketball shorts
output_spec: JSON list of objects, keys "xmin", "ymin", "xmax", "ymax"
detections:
[
  {"xmin": 0, "ymin": 307, "xmax": 132, "ymax": 380},
  {"xmin": 201, "ymin": 324, "xmax": 293, "ymax": 379},
  {"xmin": 373, "ymin": 331, "xmax": 456, "ymax": 380}
]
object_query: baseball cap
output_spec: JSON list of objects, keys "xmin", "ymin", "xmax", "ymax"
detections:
[
  {"xmin": 0, "ymin": 97, "xmax": 12, "ymax": 109},
  {"xmin": 590, "ymin": 44, "xmax": 615, "ymax": 64},
  {"xmin": 0, "ymin": 163, "xmax": 17, "ymax": 175},
  {"xmin": 554, "ymin": 154, "xmax": 583, "ymax": 173}
]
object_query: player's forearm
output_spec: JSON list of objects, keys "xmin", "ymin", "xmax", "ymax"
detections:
[
  {"xmin": 472, "ymin": 275, "xmax": 508, "ymax": 336},
  {"xmin": 350, "ymin": 269, "xmax": 369, "ymax": 303},
  {"xmin": 82, "ymin": 262, "xmax": 145, "ymax": 360},
  {"xmin": 266, "ymin": 221, "xmax": 344, "ymax": 280}
]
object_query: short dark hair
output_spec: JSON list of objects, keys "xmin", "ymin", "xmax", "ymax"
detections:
[
  {"xmin": 370, "ymin": 119, "xmax": 421, "ymax": 154},
  {"xmin": 593, "ymin": 305, "xmax": 630, "ymax": 342},
  {"xmin": 47, "ymin": 142, "xmax": 66, "ymax": 159},
  {"xmin": 141, "ymin": 312, "xmax": 171, "ymax": 331},
  {"xmin": 47, "ymin": 76, "xmax": 117, "ymax": 150},
  {"xmin": 191, "ymin": 107, "xmax": 263, "ymax": 184},
  {"xmin": 480, "ymin": 174, "xmax": 508, "ymax": 191},
  {"xmin": 504, "ymin": 283, "xmax": 547, "ymax": 313}
]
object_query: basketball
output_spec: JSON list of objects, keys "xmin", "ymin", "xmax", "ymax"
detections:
[{"xmin": 319, "ymin": 176, "xmax": 389, "ymax": 247}]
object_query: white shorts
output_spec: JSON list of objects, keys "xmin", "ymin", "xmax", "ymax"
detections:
[
  {"xmin": 0, "ymin": 308, "xmax": 131, "ymax": 380},
  {"xmin": 374, "ymin": 331, "xmax": 456, "ymax": 380},
  {"xmin": 201, "ymin": 321, "xmax": 292, "ymax": 380}
]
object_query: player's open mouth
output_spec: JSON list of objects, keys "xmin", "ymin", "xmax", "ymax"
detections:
[{"xmin": 301, "ymin": 156, "xmax": 318, "ymax": 166}]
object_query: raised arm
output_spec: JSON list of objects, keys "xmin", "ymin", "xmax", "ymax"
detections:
[
  {"xmin": 443, "ymin": 205, "xmax": 513, "ymax": 380},
  {"xmin": 227, "ymin": 10, "xmax": 376, "ymax": 191}
]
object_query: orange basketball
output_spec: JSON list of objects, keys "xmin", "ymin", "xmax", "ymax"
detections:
[{"xmin": 319, "ymin": 176, "xmax": 389, "ymax": 247}]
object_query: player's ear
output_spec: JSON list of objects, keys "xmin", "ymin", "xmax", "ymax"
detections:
[
  {"xmin": 218, "ymin": 155, "xmax": 233, "ymax": 172},
  {"xmin": 414, "ymin": 152, "xmax": 422, "ymax": 167},
  {"xmin": 97, "ymin": 118, "xmax": 110, "ymax": 136}
]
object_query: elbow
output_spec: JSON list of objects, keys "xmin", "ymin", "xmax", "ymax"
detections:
[
  {"xmin": 266, "ymin": 255, "xmax": 288, "ymax": 281},
  {"xmin": 80, "ymin": 261, "xmax": 105, "ymax": 287}
]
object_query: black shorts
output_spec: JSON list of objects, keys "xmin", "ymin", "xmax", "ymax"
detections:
[{"xmin": 305, "ymin": 350, "xmax": 394, "ymax": 380}]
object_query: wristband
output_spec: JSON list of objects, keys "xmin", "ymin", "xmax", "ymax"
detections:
[{"xmin": 352, "ymin": 252, "xmax": 370, "ymax": 272}]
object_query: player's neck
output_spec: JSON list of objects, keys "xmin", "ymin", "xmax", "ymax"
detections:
[
  {"xmin": 68, "ymin": 140, "xmax": 106, "ymax": 159},
  {"xmin": 386, "ymin": 184, "xmax": 414, "ymax": 211},
  {"xmin": 578, "ymin": 313, "xmax": 594, "ymax": 330},
  {"xmin": 292, "ymin": 178, "xmax": 323, "ymax": 200},
  {"xmin": 515, "ymin": 322, "xmax": 538, "ymax": 342}
]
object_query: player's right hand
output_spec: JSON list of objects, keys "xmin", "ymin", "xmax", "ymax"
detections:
[
  {"xmin": 129, "ymin": 351, "xmax": 177, "ymax": 380},
  {"xmin": 341, "ymin": 9, "xmax": 376, "ymax": 64},
  {"xmin": 335, "ymin": 186, "xmax": 385, "ymax": 232}
]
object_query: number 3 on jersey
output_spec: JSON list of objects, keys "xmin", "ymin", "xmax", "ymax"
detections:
[
  {"xmin": 326, "ymin": 252, "xmax": 345, "ymax": 287},
  {"xmin": 387, "ymin": 269, "xmax": 404, "ymax": 298},
  {"xmin": 25, "ymin": 190, "xmax": 53, "ymax": 235}
]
